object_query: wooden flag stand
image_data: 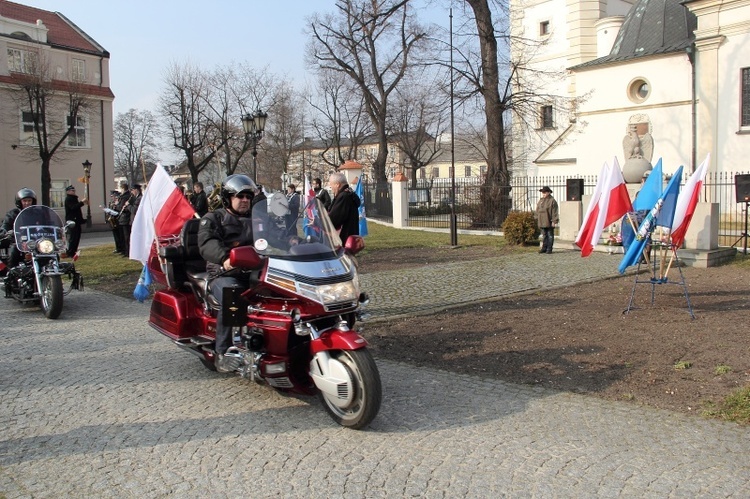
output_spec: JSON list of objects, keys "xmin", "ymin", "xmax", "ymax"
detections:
[{"xmin": 624, "ymin": 225, "xmax": 695, "ymax": 319}]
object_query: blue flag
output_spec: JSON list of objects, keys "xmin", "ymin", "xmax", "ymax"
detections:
[
  {"xmin": 354, "ymin": 178, "xmax": 368, "ymax": 237},
  {"xmin": 133, "ymin": 265, "xmax": 152, "ymax": 302},
  {"xmin": 633, "ymin": 158, "xmax": 663, "ymax": 212},
  {"xmin": 618, "ymin": 166, "xmax": 682, "ymax": 274}
]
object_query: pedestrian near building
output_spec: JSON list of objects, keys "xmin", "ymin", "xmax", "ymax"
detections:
[
  {"xmin": 328, "ymin": 172, "xmax": 360, "ymax": 245},
  {"xmin": 63, "ymin": 185, "xmax": 86, "ymax": 257},
  {"xmin": 104, "ymin": 191, "xmax": 122, "ymax": 253},
  {"xmin": 535, "ymin": 186, "xmax": 559, "ymax": 254}
]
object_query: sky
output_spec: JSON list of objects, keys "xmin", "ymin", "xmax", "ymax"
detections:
[
  {"xmin": 17, "ymin": 0, "xmax": 451, "ymax": 163},
  {"xmin": 19, "ymin": 0, "xmax": 340, "ymax": 115}
]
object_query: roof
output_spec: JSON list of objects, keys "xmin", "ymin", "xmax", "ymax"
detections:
[
  {"xmin": 571, "ymin": 0, "xmax": 696, "ymax": 70},
  {"xmin": 0, "ymin": 0, "xmax": 108, "ymax": 56}
]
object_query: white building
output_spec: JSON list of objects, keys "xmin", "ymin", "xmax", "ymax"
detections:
[{"xmin": 511, "ymin": 0, "xmax": 750, "ymax": 181}]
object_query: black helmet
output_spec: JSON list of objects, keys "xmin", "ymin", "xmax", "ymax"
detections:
[
  {"xmin": 220, "ymin": 174, "xmax": 256, "ymax": 209},
  {"xmin": 15, "ymin": 188, "xmax": 37, "ymax": 209}
]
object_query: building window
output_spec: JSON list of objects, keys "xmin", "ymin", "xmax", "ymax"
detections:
[
  {"xmin": 22, "ymin": 111, "xmax": 40, "ymax": 134},
  {"xmin": 7, "ymin": 48, "xmax": 37, "ymax": 74},
  {"xmin": 72, "ymin": 59, "xmax": 86, "ymax": 82},
  {"xmin": 464, "ymin": 165, "xmax": 472, "ymax": 177},
  {"xmin": 540, "ymin": 105, "xmax": 554, "ymax": 129},
  {"xmin": 480, "ymin": 165, "xmax": 487, "ymax": 176},
  {"xmin": 627, "ymin": 77, "xmax": 651, "ymax": 103},
  {"xmin": 431, "ymin": 167, "xmax": 439, "ymax": 178},
  {"xmin": 50, "ymin": 180, "xmax": 67, "ymax": 209},
  {"xmin": 742, "ymin": 67, "xmax": 750, "ymax": 127},
  {"xmin": 419, "ymin": 168, "xmax": 426, "ymax": 179},
  {"xmin": 539, "ymin": 21, "xmax": 550, "ymax": 37},
  {"xmin": 67, "ymin": 115, "xmax": 87, "ymax": 147}
]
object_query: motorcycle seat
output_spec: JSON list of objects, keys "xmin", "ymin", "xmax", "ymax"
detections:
[{"xmin": 186, "ymin": 270, "xmax": 220, "ymax": 313}]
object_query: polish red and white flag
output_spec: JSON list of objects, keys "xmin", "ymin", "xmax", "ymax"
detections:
[
  {"xmin": 129, "ymin": 165, "xmax": 196, "ymax": 265},
  {"xmin": 670, "ymin": 154, "xmax": 710, "ymax": 249},
  {"xmin": 575, "ymin": 158, "xmax": 633, "ymax": 256}
]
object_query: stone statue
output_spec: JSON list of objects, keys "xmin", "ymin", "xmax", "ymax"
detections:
[{"xmin": 621, "ymin": 118, "xmax": 654, "ymax": 183}]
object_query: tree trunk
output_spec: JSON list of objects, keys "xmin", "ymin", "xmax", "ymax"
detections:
[{"xmin": 466, "ymin": 0, "xmax": 512, "ymax": 227}]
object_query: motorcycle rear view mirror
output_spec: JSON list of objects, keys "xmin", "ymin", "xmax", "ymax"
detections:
[
  {"xmin": 344, "ymin": 235, "xmax": 365, "ymax": 256},
  {"xmin": 229, "ymin": 245, "xmax": 263, "ymax": 270}
]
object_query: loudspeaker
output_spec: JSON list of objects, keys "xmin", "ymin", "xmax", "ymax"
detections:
[
  {"xmin": 566, "ymin": 178, "xmax": 584, "ymax": 201},
  {"xmin": 736, "ymin": 174, "xmax": 750, "ymax": 203}
]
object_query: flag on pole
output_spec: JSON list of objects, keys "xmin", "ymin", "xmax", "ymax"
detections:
[
  {"xmin": 353, "ymin": 176, "xmax": 368, "ymax": 237},
  {"xmin": 303, "ymin": 174, "xmax": 318, "ymax": 238},
  {"xmin": 619, "ymin": 166, "xmax": 683, "ymax": 274},
  {"xmin": 670, "ymin": 154, "xmax": 710, "ymax": 249},
  {"xmin": 129, "ymin": 165, "xmax": 196, "ymax": 301},
  {"xmin": 574, "ymin": 159, "xmax": 631, "ymax": 256},
  {"xmin": 130, "ymin": 165, "xmax": 196, "ymax": 264},
  {"xmin": 575, "ymin": 162, "xmax": 609, "ymax": 256},
  {"xmin": 633, "ymin": 158, "xmax": 663, "ymax": 212}
]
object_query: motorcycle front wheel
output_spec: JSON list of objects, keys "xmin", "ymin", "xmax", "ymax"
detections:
[
  {"xmin": 318, "ymin": 349, "xmax": 382, "ymax": 430},
  {"xmin": 41, "ymin": 275, "xmax": 63, "ymax": 319}
]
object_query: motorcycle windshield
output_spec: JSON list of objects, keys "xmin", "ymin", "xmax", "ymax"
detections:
[
  {"xmin": 251, "ymin": 195, "xmax": 341, "ymax": 259},
  {"xmin": 13, "ymin": 205, "xmax": 64, "ymax": 252}
]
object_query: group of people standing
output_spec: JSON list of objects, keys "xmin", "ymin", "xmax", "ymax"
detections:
[{"xmin": 104, "ymin": 182, "xmax": 142, "ymax": 257}]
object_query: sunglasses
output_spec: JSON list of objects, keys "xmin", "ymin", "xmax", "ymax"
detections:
[{"xmin": 233, "ymin": 193, "xmax": 252, "ymax": 200}]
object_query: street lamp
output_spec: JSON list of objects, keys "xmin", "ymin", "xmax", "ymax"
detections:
[
  {"xmin": 242, "ymin": 109, "xmax": 268, "ymax": 183},
  {"xmin": 81, "ymin": 159, "xmax": 92, "ymax": 228}
]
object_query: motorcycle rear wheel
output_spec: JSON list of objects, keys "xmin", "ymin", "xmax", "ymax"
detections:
[
  {"xmin": 318, "ymin": 349, "xmax": 382, "ymax": 430},
  {"xmin": 41, "ymin": 275, "xmax": 63, "ymax": 319}
]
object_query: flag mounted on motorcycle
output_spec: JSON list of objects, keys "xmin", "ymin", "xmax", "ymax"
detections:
[{"xmin": 129, "ymin": 165, "xmax": 196, "ymax": 301}]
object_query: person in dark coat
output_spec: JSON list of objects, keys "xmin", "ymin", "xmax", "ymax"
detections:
[
  {"xmin": 313, "ymin": 177, "xmax": 332, "ymax": 210},
  {"xmin": 327, "ymin": 172, "xmax": 360, "ymax": 245},
  {"xmin": 197, "ymin": 174, "xmax": 256, "ymax": 373},
  {"xmin": 191, "ymin": 182, "xmax": 209, "ymax": 216},
  {"xmin": 535, "ymin": 186, "xmax": 559, "ymax": 254},
  {"xmin": 115, "ymin": 182, "xmax": 132, "ymax": 256},
  {"xmin": 1, "ymin": 188, "xmax": 36, "ymax": 268},
  {"xmin": 63, "ymin": 185, "xmax": 86, "ymax": 256},
  {"xmin": 285, "ymin": 184, "xmax": 300, "ymax": 236}
]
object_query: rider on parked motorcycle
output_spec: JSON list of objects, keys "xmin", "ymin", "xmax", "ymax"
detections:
[
  {"xmin": 1, "ymin": 188, "xmax": 37, "ymax": 268},
  {"xmin": 197, "ymin": 174, "xmax": 256, "ymax": 373}
]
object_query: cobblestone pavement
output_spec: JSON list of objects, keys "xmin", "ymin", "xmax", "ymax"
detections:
[{"xmin": 1, "ymin": 251, "xmax": 749, "ymax": 497}]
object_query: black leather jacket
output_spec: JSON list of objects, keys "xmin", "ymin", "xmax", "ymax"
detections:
[{"xmin": 197, "ymin": 208, "xmax": 254, "ymax": 277}]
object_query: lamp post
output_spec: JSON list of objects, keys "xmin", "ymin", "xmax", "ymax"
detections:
[
  {"xmin": 242, "ymin": 109, "xmax": 268, "ymax": 183},
  {"xmin": 82, "ymin": 159, "xmax": 92, "ymax": 228}
]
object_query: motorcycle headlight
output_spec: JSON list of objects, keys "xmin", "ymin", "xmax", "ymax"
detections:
[
  {"xmin": 26, "ymin": 239, "xmax": 37, "ymax": 252},
  {"xmin": 298, "ymin": 280, "xmax": 359, "ymax": 305},
  {"xmin": 37, "ymin": 239, "xmax": 55, "ymax": 254},
  {"xmin": 55, "ymin": 239, "xmax": 66, "ymax": 250}
]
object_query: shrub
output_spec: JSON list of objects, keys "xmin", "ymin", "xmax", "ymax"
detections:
[{"xmin": 502, "ymin": 211, "xmax": 539, "ymax": 245}]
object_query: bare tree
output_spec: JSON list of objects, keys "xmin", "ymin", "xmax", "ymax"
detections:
[
  {"xmin": 263, "ymin": 80, "xmax": 306, "ymax": 184},
  {"xmin": 159, "ymin": 61, "xmax": 221, "ymax": 184},
  {"xmin": 388, "ymin": 76, "xmax": 448, "ymax": 187},
  {"xmin": 307, "ymin": 69, "xmax": 373, "ymax": 171},
  {"xmin": 6, "ymin": 48, "xmax": 90, "ymax": 205},
  {"xmin": 307, "ymin": 0, "xmax": 428, "ymax": 182},
  {"xmin": 114, "ymin": 109, "xmax": 160, "ymax": 184}
]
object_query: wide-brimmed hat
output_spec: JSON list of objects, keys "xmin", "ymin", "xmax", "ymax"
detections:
[{"xmin": 539, "ymin": 186, "xmax": 552, "ymax": 193}]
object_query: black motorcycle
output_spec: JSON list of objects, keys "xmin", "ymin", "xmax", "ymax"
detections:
[{"xmin": 1, "ymin": 205, "xmax": 83, "ymax": 319}]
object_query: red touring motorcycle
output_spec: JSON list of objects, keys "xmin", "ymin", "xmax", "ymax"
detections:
[{"xmin": 147, "ymin": 198, "xmax": 381, "ymax": 429}]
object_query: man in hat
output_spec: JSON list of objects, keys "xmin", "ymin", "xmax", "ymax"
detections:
[
  {"xmin": 64, "ymin": 185, "xmax": 87, "ymax": 257},
  {"xmin": 115, "ymin": 182, "xmax": 132, "ymax": 256},
  {"xmin": 105, "ymin": 190, "xmax": 122, "ymax": 253},
  {"xmin": 535, "ymin": 186, "xmax": 559, "ymax": 254}
]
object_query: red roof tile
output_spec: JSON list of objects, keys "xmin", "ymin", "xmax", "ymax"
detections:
[{"xmin": 0, "ymin": 0, "xmax": 107, "ymax": 55}]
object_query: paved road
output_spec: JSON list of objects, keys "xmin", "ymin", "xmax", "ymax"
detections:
[{"xmin": 1, "ymin": 243, "xmax": 749, "ymax": 497}]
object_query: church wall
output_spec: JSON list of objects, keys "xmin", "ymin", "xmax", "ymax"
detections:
[{"xmin": 714, "ymin": 27, "xmax": 750, "ymax": 172}]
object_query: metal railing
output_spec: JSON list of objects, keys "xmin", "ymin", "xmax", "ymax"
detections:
[{"xmin": 363, "ymin": 172, "xmax": 750, "ymax": 247}]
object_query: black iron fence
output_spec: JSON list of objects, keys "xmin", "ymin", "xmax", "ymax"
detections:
[{"xmin": 364, "ymin": 172, "xmax": 750, "ymax": 247}]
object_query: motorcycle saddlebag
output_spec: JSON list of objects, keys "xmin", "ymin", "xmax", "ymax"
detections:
[{"xmin": 149, "ymin": 289, "xmax": 204, "ymax": 340}]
